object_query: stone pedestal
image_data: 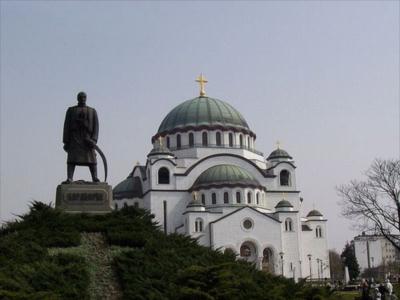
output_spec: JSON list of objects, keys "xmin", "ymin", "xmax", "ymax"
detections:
[{"xmin": 56, "ymin": 182, "xmax": 113, "ymax": 213}]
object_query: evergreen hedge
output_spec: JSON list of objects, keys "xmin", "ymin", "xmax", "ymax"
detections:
[{"xmin": 0, "ymin": 202, "xmax": 340, "ymax": 299}]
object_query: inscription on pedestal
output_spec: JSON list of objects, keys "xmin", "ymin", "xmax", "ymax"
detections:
[{"xmin": 56, "ymin": 183, "xmax": 112, "ymax": 213}]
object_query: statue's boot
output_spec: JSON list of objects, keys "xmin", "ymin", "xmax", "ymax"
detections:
[{"xmin": 90, "ymin": 165, "xmax": 100, "ymax": 182}]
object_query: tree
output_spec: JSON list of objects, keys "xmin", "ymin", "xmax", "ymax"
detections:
[
  {"xmin": 329, "ymin": 250, "xmax": 344, "ymax": 281},
  {"xmin": 341, "ymin": 242, "xmax": 360, "ymax": 280},
  {"xmin": 337, "ymin": 159, "xmax": 400, "ymax": 251}
]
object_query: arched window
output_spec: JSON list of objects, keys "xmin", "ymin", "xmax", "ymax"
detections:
[
  {"xmin": 202, "ymin": 132, "xmax": 208, "ymax": 146},
  {"xmin": 240, "ymin": 244, "xmax": 251, "ymax": 257},
  {"xmin": 239, "ymin": 134, "xmax": 243, "ymax": 147},
  {"xmin": 158, "ymin": 167, "xmax": 170, "ymax": 184},
  {"xmin": 262, "ymin": 248, "xmax": 274, "ymax": 273},
  {"xmin": 123, "ymin": 202, "xmax": 128, "ymax": 208},
  {"xmin": 189, "ymin": 132, "xmax": 194, "ymax": 147},
  {"xmin": 114, "ymin": 203, "xmax": 118, "ymax": 210},
  {"xmin": 229, "ymin": 133, "xmax": 233, "ymax": 147},
  {"xmin": 280, "ymin": 170, "xmax": 290, "ymax": 186},
  {"xmin": 195, "ymin": 218, "xmax": 203, "ymax": 232},
  {"xmin": 212, "ymin": 193, "xmax": 217, "ymax": 204},
  {"xmin": 256, "ymin": 193, "xmax": 260, "ymax": 205},
  {"xmin": 240, "ymin": 241, "xmax": 256, "ymax": 260},
  {"xmin": 247, "ymin": 192, "xmax": 252, "ymax": 204},
  {"xmin": 236, "ymin": 191, "xmax": 241, "ymax": 203},
  {"xmin": 176, "ymin": 134, "xmax": 181, "ymax": 149},
  {"xmin": 166, "ymin": 136, "xmax": 170, "ymax": 149},
  {"xmin": 316, "ymin": 226, "xmax": 323, "ymax": 238},
  {"xmin": 201, "ymin": 194, "xmax": 205, "ymax": 205},
  {"xmin": 216, "ymin": 132, "xmax": 222, "ymax": 146},
  {"xmin": 285, "ymin": 218, "xmax": 293, "ymax": 231},
  {"xmin": 224, "ymin": 192, "xmax": 229, "ymax": 204}
]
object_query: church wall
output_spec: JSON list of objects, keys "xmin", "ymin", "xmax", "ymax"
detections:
[
  {"xmin": 149, "ymin": 190, "xmax": 190, "ymax": 233},
  {"xmin": 275, "ymin": 211, "xmax": 302, "ymax": 280},
  {"xmin": 184, "ymin": 211, "xmax": 223, "ymax": 247},
  {"xmin": 301, "ymin": 220, "xmax": 330, "ymax": 279},
  {"xmin": 211, "ymin": 208, "xmax": 283, "ymax": 270}
]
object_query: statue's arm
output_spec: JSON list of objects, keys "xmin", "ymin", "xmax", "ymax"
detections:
[{"xmin": 63, "ymin": 108, "xmax": 71, "ymax": 145}]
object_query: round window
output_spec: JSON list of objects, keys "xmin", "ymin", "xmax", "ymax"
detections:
[{"xmin": 243, "ymin": 219, "xmax": 253, "ymax": 230}]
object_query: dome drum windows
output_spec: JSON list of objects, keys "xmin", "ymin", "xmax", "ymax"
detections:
[
  {"xmin": 202, "ymin": 132, "xmax": 208, "ymax": 146},
  {"xmin": 176, "ymin": 134, "xmax": 181, "ymax": 149},
  {"xmin": 216, "ymin": 132, "xmax": 222, "ymax": 146},
  {"xmin": 158, "ymin": 167, "xmax": 170, "ymax": 184},
  {"xmin": 189, "ymin": 132, "xmax": 194, "ymax": 147},
  {"xmin": 224, "ymin": 192, "xmax": 229, "ymax": 204},
  {"xmin": 236, "ymin": 191, "xmax": 241, "ymax": 204},
  {"xmin": 247, "ymin": 192, "xmax": 252, "ymax": 204},
  {"xmin": 159, "ymin": 130, "xmax": 256, "ymax": 151},
  {"xmin": 212, "ymin": 192, "xmax": 217, "ymax": 205},
  {"xmin": 229, "ymin": 133, "xmax": 234, "ymax": 147}
]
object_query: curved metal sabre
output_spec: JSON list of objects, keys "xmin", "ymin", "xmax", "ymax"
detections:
[{"xmin": 93, "ymin": 144, "xmax": 108, "ymax": 182}]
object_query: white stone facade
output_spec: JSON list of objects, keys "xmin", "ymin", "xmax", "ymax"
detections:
[{"xmin": 113, "ymin": 95, "xmax": 330, "ymax": 281}]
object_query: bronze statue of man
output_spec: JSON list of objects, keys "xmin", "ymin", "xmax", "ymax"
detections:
[{"xmin": 63, "ymin": 92, "xmax": 99, "ymax": 183}]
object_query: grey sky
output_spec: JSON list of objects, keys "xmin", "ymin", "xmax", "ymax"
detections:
[{"xmin": 1, "ymin": 1, "xmax": 398, "ymax": 251}]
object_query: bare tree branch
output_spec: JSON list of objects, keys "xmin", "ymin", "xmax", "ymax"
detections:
[{"xmin": 337, "ymin": 159, "xmax": 400, "ymax": 251}]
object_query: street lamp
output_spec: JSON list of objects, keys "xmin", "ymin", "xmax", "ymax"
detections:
[
  {"xmin": 307, "ymin": 254, "xmax": 312, "ymax": 280},
  {"xmin": 320, "ymin": 261, "xmax": 324, "ymax": 279},
  {"xmin": 279, "ymin": 252, "xmax": 284, "ymax": 276},
  {"xmin": 299, "ymin": 260, "xmax": 302, "ymax": 279}
]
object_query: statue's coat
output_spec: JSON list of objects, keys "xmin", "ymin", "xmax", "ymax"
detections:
[{"xmin": 63, "ymin": 105, "xmax": 99, "ymax": 165}]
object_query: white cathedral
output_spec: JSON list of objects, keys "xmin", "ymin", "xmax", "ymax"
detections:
[{"xmin": 113, "ymin": 76, "xmax": 329, "ymax": 281}]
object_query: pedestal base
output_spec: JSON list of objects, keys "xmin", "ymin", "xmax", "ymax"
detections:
[{"xmin": 56, "ymin": 182, "xmax": 113, "ymax": 213}]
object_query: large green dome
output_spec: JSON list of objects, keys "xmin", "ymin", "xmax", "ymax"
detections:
[
  {"xmin": 191, "ymin": 164, "xmax": 264, "ymax": 191},
  {"xmin": 156, "ymin": 97, "xmax": 253, "ymax": 137}
]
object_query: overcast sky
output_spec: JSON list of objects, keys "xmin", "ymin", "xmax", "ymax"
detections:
[{"xmin": 1, "ymin": 1, "xmax": 398, "ymax": 252}]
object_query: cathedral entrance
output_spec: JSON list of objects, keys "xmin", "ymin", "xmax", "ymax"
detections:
[
  {"xmin": 240, "ymin": 241, "xmax": 257, "ymax": 263},
  {"xmin": 262, "ymin": 248, "xmax": 275, "ymax": 274}
]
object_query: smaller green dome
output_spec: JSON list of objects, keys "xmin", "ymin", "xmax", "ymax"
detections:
[
  {"xmin": 275, "ymin": 200, "xmax": 293, "ymax": 208},
  {"xmin": 191, "ymin": 164, "xmax": 264, "ymax": 191},
  {"xmin": 307, "ymin": 210, "xmax": 323, "ymax": 217},
  {"xmin": 267, "ymin": 148, "xmax": 292, "ymax": 160},
  {"xmin": 113, "ymin": 174, "xmax": 143, "ymax": 199}
]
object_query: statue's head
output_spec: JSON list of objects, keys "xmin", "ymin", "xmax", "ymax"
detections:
[{"xmin": 77, "ymin": 92, "xmax": 87, "ymax": 105}]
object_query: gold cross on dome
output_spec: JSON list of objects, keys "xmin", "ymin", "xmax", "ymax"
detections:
[
  {"xmin": 195, "ymin": 74, "xmax": 208, "ymax": 97},
  {"xmin": 276, "ymin": 140, "xmax": 281, "ymax": 149}
]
